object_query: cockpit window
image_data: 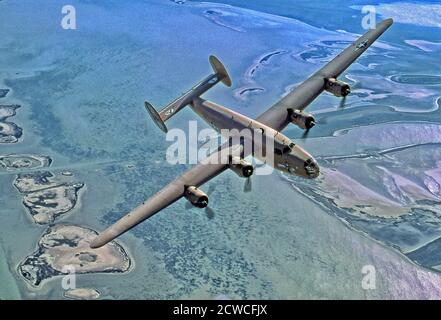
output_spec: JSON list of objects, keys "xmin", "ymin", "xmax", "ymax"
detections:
[
  {"xmin": 275, "ymin": 144, "xmax": 293, "ymax": 156},
  {"xmin": 304, "ymin": 159, "xmax": 318, "ymax": 174}
]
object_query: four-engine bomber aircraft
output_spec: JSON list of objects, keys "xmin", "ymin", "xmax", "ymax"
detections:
[{"xmin": 91, "ymin": 18, "xmax": 394, "ymax": 248}]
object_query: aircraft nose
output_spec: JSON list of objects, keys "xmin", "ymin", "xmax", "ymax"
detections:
[{"xmin": 304, "ymin": 158, "xmax": 320, "ymax": 179}]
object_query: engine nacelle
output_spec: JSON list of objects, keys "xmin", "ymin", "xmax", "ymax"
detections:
[
  {"xmin": 230, "ymin": 157, "xmax": 254, "ymax": 178},
  {"xmin": 290, "ymin": 110, "xmax": 316, "ymax": 130},
  {"xmin": 325, "ymin": 78, "xmax": 351, "ymax": 97},
  {"xmin": 185, "ymin": 186, "xmax": 208, "ymax": 208}
]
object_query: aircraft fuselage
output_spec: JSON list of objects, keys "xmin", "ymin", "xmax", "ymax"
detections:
[{"xmin": 191, "ymin": 97, "xmax": 320, "ymax": 179}]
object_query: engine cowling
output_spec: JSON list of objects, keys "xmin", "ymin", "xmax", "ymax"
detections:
[
  {"xmin": 290, "ymin": 110, "xmax": 316, "ymax": 130},
  {"xmin": 230, "ymin": 157, "xmax": 254, "ymax": 178},
  {"xmin": 185, "ymin": 186, "xmax": 208, "ymax": 208},
  {"xmin": 324, "ymin": 78, "xmax": 351, "ymax": 97}
]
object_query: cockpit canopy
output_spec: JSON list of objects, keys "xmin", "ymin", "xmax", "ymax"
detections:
[{"xmin": 274, "ymin": 142, "xmax": 296, "ymax": 156}]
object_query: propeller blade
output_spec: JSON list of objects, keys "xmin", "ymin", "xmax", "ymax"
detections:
[
  {"xmin": 185, "ymin": 201, "xmax": 193, "ymax": 210},
  {"xmin": 338, "ymin": 95, "xmax": 347, "ymax": 109},
  {"xmin": 301, "ymin": 129, "xmax": 311, "ymax": 140},
  {"xmin": 205, "ymin": 207, "xmax": 215, "ymax": 220},
  {"xmin": 244, "ymin": 177, "xmax": 252, "ymax": 193}
]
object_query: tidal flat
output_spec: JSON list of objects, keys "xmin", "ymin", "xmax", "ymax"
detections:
[
  {"xmin": 0, "ymin": 104, "xmax": 22, "ymax": 143},
  {"xmin": 1, "ymin": 0, "xmax": 441, "ymax": 299}
]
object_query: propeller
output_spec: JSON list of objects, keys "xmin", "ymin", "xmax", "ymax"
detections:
[
  {"xmin": 243, "ymin": 177, "xmax": 252, "ymax": 193},
  {"xmin": 242, "ymin": 160, "xmax": 266, "ymax": 193},
  {"xmin": 204, "ymin": 185, "xmax": 217, "ymax": 219},
  {"xmin": 205, "ymin": 207, "xmax": 215, "ymax": 220},
  {"xmin": 185, "ymin": 184, "xmax": 217, "ymax": 219},
  {"xmin": 300, "ymin": 80, "xmax": 363, "ymax": 139},
  {"xmin": 347, "ymin": 79, "xmax": 365, "ymax": 99},
  {"xmin": 338, "ymin": 95, "xmax": 348, "ymax": 109},
  {"xmin": 338, "ymin": 77, "xmax": 366, "ymax": 110},
  {"xmin": 304, "ymin": 128, "xmax": 313, "ymax": 139}
]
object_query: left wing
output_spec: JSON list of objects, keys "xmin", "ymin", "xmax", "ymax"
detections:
[
  {"xmin": 90, "ymin": 142, "xmax": 244, "ymax": 248},
  {"xmin": 90, "ymin": 162, "xmax": 229, "ymax": 248}
]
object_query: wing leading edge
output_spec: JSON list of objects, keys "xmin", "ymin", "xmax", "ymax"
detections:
[
  {"xmin": 90, "ymin": 162, "xmax": 229, "ymax": 248},
  {"xmin": 257, "ymin": 18, "xmax": 394, "ymax": 131},
  {"xmin": 90, "ymin": 141, "xmax": 247, "ymax": 248}
]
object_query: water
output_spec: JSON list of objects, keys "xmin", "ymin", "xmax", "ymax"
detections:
[{"xmin": 1, "ymin": 0, "xmax": 441, "ymax": 299}]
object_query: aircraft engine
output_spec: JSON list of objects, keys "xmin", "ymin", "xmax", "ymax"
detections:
[
  {"xmin": 290, "ymin": 110, "xmax": 316, "ymax": 130},
  {"xmin": 230, "ymin": 157, "xmax": 254, "ymax": 178},
  {"xmin": 324, "ymin": 78, "xmax": 351, "ymax": 97},
  {"xmin": 185, "ymin": 186, "xmax": 209, "ymax": 208}
]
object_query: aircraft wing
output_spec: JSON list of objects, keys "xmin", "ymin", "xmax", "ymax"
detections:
[
  {"xmin": 257, "ymin": 18, "xmax": 394, "ymax": 131},
  {"xmin": 90, "ymin": 143, "xmax": 243, "ymax": 248}
]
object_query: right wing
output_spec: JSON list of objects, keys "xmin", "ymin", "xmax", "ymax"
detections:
[
  {"xmin": 90, "ymin": 142, "xmax": 243, "ymax": 248},
  {"xmin": 257, "ymin": 18, "xmax": 394, "ymax": 132}
]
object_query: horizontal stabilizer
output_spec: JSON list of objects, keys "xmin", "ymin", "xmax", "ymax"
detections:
[{"xmin": 144, "ymin": 55, "xmax": 232, "ymax": 133}]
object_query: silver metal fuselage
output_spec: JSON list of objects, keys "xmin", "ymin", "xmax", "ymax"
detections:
[{"xmin": 191, "ymin": 98, "xmax": 320, "ymax": 179}]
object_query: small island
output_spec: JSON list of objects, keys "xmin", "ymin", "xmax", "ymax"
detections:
[
  {"xmin": 0, "ymin": 154, "xmax": 52, "ymax": 171},
  {"xmin": 22, "ymin": 182, "xmax": 84, "ymax": 224},
  {"xmin": 0, "ymin": 104, "xmax": 22, "ymax": 143},
  {"xmin": 64, "ymin": 288, "xmax": 101, "ymax": 300},
  {"xmin": 0, "ymin": 105, "xmax": 19, "ymax": 120},
  {"xmin": 0, "ymin": 88, "xmax": 9, "ymax": 98},
  {"xmin": 18, "ymin": 225, "xmax": 132, "ymax": 287},
  {"xmin": 14, "ymin": 171, "xmax": 84, "ymax": 224}
]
